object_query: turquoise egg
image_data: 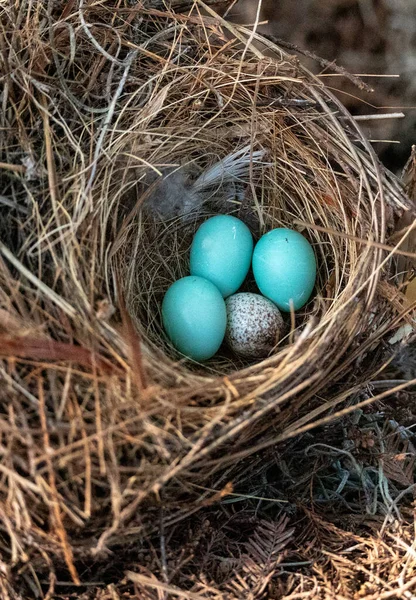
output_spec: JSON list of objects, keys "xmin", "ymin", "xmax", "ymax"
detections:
[
  {"xmin": 252, "ymin": 228, "xmax": 316, "ymax": 312},
  {"xmin": 162, "ymin": 276, "xmax": 226, "ymax": 361},
  {"xmin": 190, "ymin": 215, "xmax": 253, "ymax": 298}
]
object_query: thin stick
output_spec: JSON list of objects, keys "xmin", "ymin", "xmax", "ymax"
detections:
[
  {"xmin": 262, "ymin": 34, "xmax": 374, "ymax": 93},
  {"xmin": 293, "ymin": 220, "xmax": 416, "ymax": 259},
  {"xmin": 319, "ymin": 73, "xmax": 400, "ymax": 78},
  {"xmin": 353, "ymin": 112, "xmax": 405, "ymax": 121},
  {"xmin": 0, "ymin": 242, "xmax": 77, "ymax": 318},
  {"xmin": 38, "ymin": 381, "xmax": 80, "ymax": 585},
  {"xmin": 79, "ymin": 49, "xmax": 138, "ymax": 218},
  {"xmin": 126, "ymin": 572, "xmax": 214, "ymax": 600},
  {"xmin": 0, "ymin": 161, "xmax": 25, "ymax": 173}
]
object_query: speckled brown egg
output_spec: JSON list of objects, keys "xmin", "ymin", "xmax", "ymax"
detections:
[{"xmin": 225, "ymin": 293, "xmax": 284, "ymax": 358}]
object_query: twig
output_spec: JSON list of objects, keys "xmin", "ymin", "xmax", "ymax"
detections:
[
  {"xmin": 353, "ymin": 112, "xmax": 405, "ymax": 121},
  {"xmin": 0, "ymin": 161, "xmax": 26, "ymax": 174},
  {"xmin": 0, "ymin": 195, "xmax": 29, "ymax": 214},
  {"xmin": 126, "ymin": 572, "xmax": 212, "ymax": 600},
  {"xmin": 293, "ymin": 220, "xmax": 416, "ymax": 259},
  {"xmin": 262, "ymin": 34, "xmax": 374, "ymax": 93},
  {"xmin": 78, "ymin": 49, "xmax": 138, "ymax": 219},
  {"xmin": 38, "ymin": 381, "xmax": 80, "ymax": 585}
]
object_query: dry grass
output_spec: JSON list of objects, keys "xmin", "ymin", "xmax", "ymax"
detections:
[{"xmin": 0, "ymin": 1, "xmax": 415, "ymax": 598}]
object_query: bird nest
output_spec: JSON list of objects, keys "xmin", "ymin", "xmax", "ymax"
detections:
[{"xmin": 0, "ymin": 2, "xmax": 415, "ymax": 598}]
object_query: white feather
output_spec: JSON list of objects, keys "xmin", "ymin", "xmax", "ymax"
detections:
[
  {"xmin": 144, "ymin": 145, "xmax": 265, "ymax": 221},
  {"xmin": 193, "ymin": 145, "xmax": 265, "ymax": 192}
]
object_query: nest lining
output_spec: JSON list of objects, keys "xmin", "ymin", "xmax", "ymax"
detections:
[{"xmin": 107, "ymin": 48, "xmax": 406, "ymax": 383}]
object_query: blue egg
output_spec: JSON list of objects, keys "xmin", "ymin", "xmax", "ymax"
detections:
[
  {"xmin": 190, "ymin": 215, "xmax": 253, "ymax": 298},
  {"xmin": 252, "ymin": 228, "xmax": 316, "ymax": 312},
  {"xmin": 162, "ymin": 276, "xmax": 226, "ymax": 361}
]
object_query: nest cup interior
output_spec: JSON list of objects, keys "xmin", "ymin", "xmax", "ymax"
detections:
[
  {"xmin": 121, "ymin": 159, "xmax": 333, "ymax": 373},
  {"xmin": 102, "ymin": 51, "xmax": 399, "ymax": 378}
]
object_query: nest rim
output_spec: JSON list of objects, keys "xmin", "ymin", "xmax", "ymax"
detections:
[{"xmin": 1, "ymin": 3, "xmax": 415, "ymax": 594}]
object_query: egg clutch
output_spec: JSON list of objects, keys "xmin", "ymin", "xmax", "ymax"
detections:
[{"xmin": 162, "ymin": 215, "xmax": 317, "ymax": 361}]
